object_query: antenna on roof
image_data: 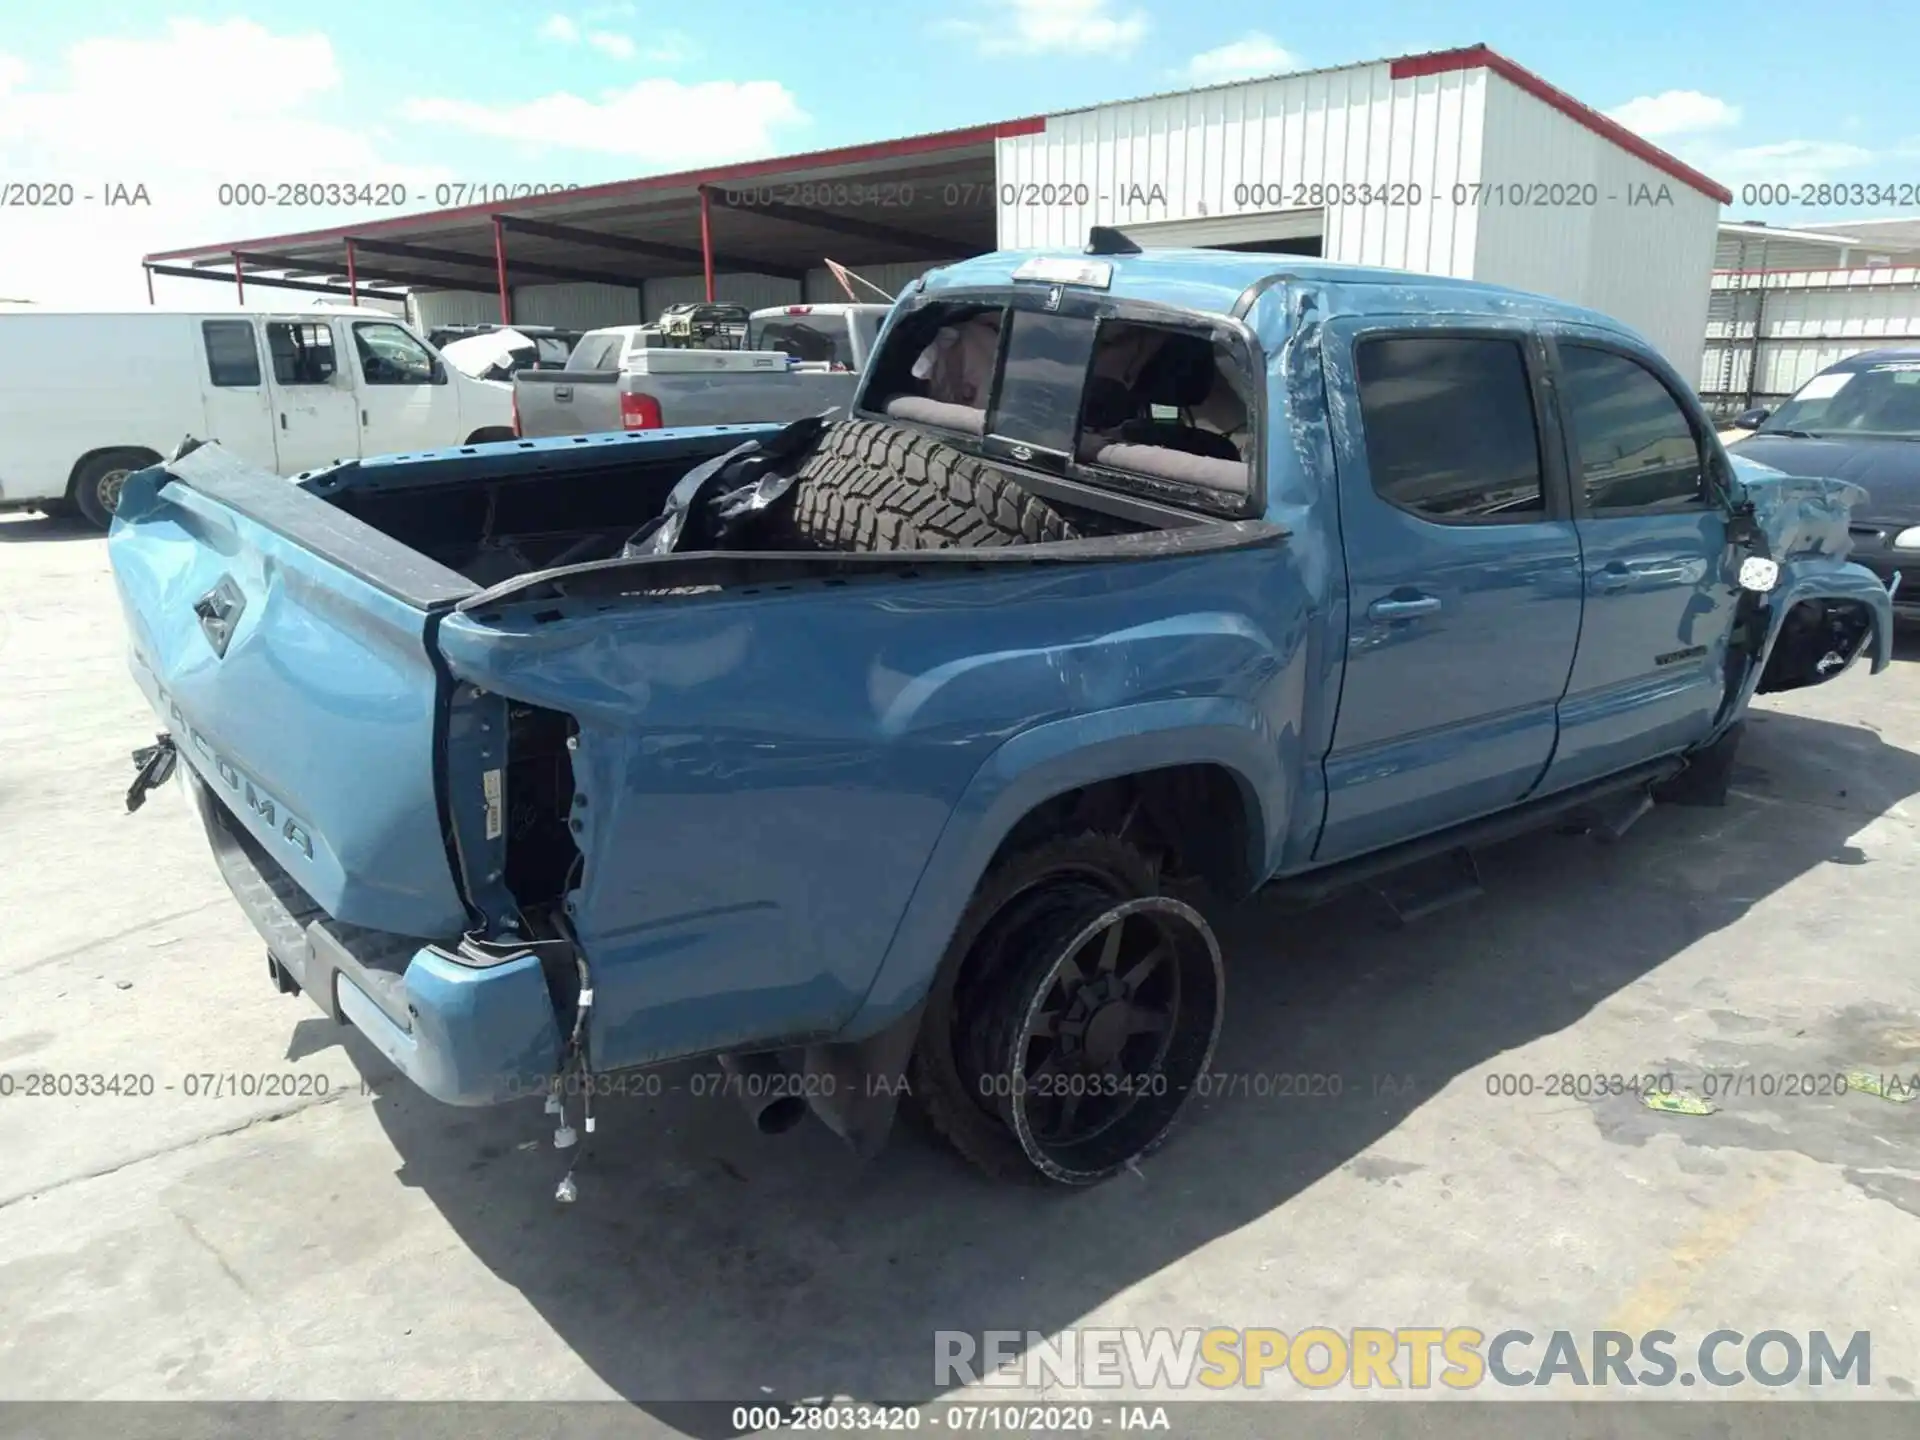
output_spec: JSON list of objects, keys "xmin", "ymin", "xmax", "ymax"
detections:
[
  {"xmin": 1086, "ymin": 226, "xmax": 1142, "ymax": 256},
  {"xmin": 822, "ymin": 257, "xmax": 896, "ymax": 302}
]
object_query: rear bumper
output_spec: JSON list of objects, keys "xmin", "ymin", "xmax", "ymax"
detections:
[{"xmin": 187, "ymin": 768, "xmax": 563, "ymax": 1105}]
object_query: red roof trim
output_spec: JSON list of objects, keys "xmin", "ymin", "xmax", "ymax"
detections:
[
  {"xmin": 144, "ymin": 114, "xmax": 1045, "ymax": 264},
  {"xmin": 1388, "ymin": 45, "xmax": 1732, "ymax": 205}
]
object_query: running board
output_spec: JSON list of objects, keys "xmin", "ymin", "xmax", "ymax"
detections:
[
  {"xmin": 1266, "ymin": 756, "xmax": 1686, "ymax": 911},
  {"xmin": 1372, "ymin": 847, "xmax": 1483, "ymax": 926}
]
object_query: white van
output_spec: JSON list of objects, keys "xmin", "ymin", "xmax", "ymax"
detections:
[{"xmin": 0, "ymin": 307, "xmax": 517, "ymax": 528}]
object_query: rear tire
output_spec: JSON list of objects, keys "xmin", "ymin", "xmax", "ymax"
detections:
[
  {"xmin": 910, "ymin": 833, "xmax": 1225, "ymax": 1185},
  {"xmin": 71, "ymin": 449, "xmax": 159, "ymax": 530},
  {"xmin": 788, "ymin": 419, "xmax": 1078, "ymax": 552}
]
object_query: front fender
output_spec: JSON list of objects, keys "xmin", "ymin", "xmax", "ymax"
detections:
[
  {"xmin": 1730, "ymin": 557, "xmax": 1893, "ymax": 717},
  {"xmin": 838, "ymin": 696, "xmax": 1288, "ymax": 1039}
]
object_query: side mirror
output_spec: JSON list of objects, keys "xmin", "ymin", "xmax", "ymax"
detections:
[
  {"xmin": 429, "ymin": 359, "xmax": 447, "ymax": 384},
  {"xmin": 1732, "ymin": 406, "xmax": 1771, "ymax": 430}
]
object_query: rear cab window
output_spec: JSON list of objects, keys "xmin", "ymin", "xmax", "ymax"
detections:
[
  {"xmin": 749, "ymin": 311, "xmax": 857, "ymax": 369},
  {"xmin": 570, "ymin": 333, "xmax": 623, "ymax": 370},
  {"xmin": 858, "ymin": 288, "xmax": 1261, "ymax": 518}
]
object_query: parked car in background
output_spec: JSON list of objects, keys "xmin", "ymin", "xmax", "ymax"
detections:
[
  {"xmin": 1727, "ymin": 349, "xmax": 1920, "ymax": 619},
  {"xmin": 109, "ymin": 245, "xmax": 1892, "ymax": 1188},
  {"xmin": 511, "ymin": 303, "xmax": 891, "ymax": 437},
  {"xmin": 430, "ymin": 324, "xmax": 584, "ymax": 382},
  {"xmin": 0, "ymin": 307, "xmax": 516, "ymax": 528}
]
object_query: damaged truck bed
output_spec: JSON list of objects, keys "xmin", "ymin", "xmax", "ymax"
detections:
[{"xmin": 108, "ymin": 245, "xmax": 1894, "ymax": 1186}]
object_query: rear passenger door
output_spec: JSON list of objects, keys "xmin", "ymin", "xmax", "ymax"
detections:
[
  {"xmin": 1316, "ymin": 322, "xmax": 1584, "ymax": 862},
  {"xmin": 1538, "ymin": 333, "xmax": 1736, "ymax": 793},
  {"xmin": 196, "ymin": 319, "xmax": 279, "ymax": 472}
]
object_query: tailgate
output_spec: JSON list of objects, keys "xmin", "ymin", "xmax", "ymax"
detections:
[
  {"xmin": 513, "ymin": 370, "xmax": 620, "ymax": 437},
  {"xmin": 107, "ymin": 444, "xmax": 480, "ymax": 937}
]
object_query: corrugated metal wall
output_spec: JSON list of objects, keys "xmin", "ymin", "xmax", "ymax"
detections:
[
  {"xmin": 801, "ymin": 259, "xmax": 957, "ymax": 303},
  {"xmin": 1714, "ymin": 233, "xmax": 1852, "ymax": 271},
  {"xmin": 513, "ymin": 282, "xmax": 643, "ymax": 329},
  {"xmin": 1700, "ymin": 268, "xmax": 1920, "ymax": 406},
  {"xmin": 408, "ymin": 290, "xmax": 497, "ymax": 330},
  {"xmin": 994, "ymin": 60, "xmax": 1487, "ymax": 275},
  {"xmin": 412, "ymin": 277, "xmax": 816, "ymax": 332},
  {"xmin": 643, "ymin": 273, "xmax": 803, "ymax": 315},
  {"xmin": 1473, "ymin": 74, "xmax": 1718, "ymax": 379},
  {"xmin": 408, "ymin": 283, "xmax": 643, "ymax": 331}
]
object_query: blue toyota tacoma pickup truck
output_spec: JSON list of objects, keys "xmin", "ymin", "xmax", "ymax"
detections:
[{"xmin": 108, "ymin": 239, "xmax": 1893, "ymax": 1186}]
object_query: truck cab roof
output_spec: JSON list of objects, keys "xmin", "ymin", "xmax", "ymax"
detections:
[{"xmin": 920, "ymin": 248, "xmax": 1641, "ymax": 347}]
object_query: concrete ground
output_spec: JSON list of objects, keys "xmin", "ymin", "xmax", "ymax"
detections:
[{"xmin": 4, "ymin": 509, "xmax": 1920, "ymax": 1431}]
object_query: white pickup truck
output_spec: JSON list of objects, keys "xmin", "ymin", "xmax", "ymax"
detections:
[{"xmin": 511, "ymin": 303, "xmax": 890, "ymax": 437}]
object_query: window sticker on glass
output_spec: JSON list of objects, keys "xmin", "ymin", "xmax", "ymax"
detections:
[{"xmin": 1794, "ymin": 371, "xmax": 1854, "ymax": 401}]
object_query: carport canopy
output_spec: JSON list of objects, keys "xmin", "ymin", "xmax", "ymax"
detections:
[{"xmin": 142, "ymin": 116, "xmax": 1038, "ymax": 311}]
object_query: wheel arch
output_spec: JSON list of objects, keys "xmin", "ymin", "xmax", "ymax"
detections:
[
  {"xmin": 67, "ymin": 444, "xmax": 164, "ymax": 500},
  {"xmin": 842, "ymin": 696, "xmax": 1285, "ymax": 1039},
  {"xmin": 1732, "ymin": 558, "xmax": 1894, "ymax": 711}
]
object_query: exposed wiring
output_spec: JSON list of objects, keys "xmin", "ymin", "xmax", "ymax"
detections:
[{"xmin": 551, "ymin": 912, "xmax": 596, "ymax": 1204}]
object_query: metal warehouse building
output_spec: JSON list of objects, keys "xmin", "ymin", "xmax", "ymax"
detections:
[
  {"xmin": 146, "ymin": 43, "xmax": 1727, "ymax": 377},
  {"xmin": 1702, "ymin": 217, "xmax": 1920, "ymax": 416}
]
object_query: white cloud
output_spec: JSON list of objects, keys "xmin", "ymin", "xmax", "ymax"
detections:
[
  {"xmin": 1182, "ymin": 32, "xmax": 1299, "ymax": 84},
  {"xmin": 1606, "ymin": 90, "xmax": 1741, "ymax": 139},
  {"xmin": 0, "ymin": 19, "xmax": 445, "ymax": 306},
  {"xmin": 1711, "ymin": 139, "xmax": 1875, "ymax": 184},
  {"xmin": 943, "ymin": 0, "xmax": 1148, "ymax": 57},
  {"xmin": 642, "ymin": 32, "xmax": 700, "ymax": 64},
  {"xmin": 401, "ymin": 79, "xmax": 808, "ymax": 164},
  {"xmin": 539, "ymin": 14, "xmax": 581, "ymax": 42},
  {"xmin": 587, "ymin": 30, "xmax": 637, "ymax": 59}
]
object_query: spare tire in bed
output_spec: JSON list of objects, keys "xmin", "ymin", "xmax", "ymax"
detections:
[{"xmin": 788, "ymin": 419, "xmax": 1078, "ymax": 551}]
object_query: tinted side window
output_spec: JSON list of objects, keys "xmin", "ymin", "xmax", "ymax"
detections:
[
  {"xmin": 989, "ymin": 309, "xmax": 1095, "ymax": 454},
  {"xmin": 202, "ymin": 320, "xmax": 261, "ymax": 387},
  {"xmin": 1354, "ymin": 336, "xmax": 1545, "ymax": 519},
  {"xmin": 266, "ymin": 322, "xmax": 336, "ymax": 385},
  {"xmin": 1559, "ymin": 345, "xmax": 1705, "ymax": 512}
]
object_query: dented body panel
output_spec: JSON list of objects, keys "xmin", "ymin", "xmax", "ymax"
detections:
[{"xmin": 106, "ymin": 248, "xmax": 1892, "ymax": 1115}]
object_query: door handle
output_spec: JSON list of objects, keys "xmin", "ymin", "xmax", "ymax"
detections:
[
  {"xmin": 279, "ymin": 413, "xmax": 287, "ymax": 430},
  {"xmin": 1592, "ymin": 562, "xmax": 1689, "ymax": 591},
  {"xmin": 1368, "ymin": 595, "xmax": 1442, "ymax": 621},
  {"xmin": 361, "ymin": 409, "xmax": 369, "ymax": 426}
]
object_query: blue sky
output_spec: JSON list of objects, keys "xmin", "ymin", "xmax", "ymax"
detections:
[{"xmin": 0, "ymin": 0, "xmax": 1912, "ymax": 305}]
